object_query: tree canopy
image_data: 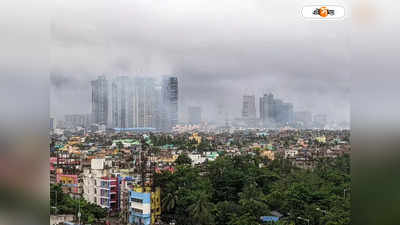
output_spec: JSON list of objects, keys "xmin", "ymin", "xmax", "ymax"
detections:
[{"xmin": 155, "ymin": 154, "xmax": 350, "ymax": 225}]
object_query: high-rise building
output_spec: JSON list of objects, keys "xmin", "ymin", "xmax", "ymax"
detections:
[
  {"xmin": 274, "ymin": 101, "xmax": 293, "ymax": 125},
  {"xmin": 112, "ymin": 76, "xmax": 134, "ymax": 129},
  {"xmin": 111, "ymin": 76, "xmax": 161, "ymax": 129},
  {"xmin": 91, "ymin": 76, "xmax": 109, "ymax": 126},
  {"xmin": 188, "ymin": 106, "xmax": 202, "ymax": 124},
  {"xmin": 260, "ymin": 93, "xmax": 275, "ymax": 127},
  {"xmin": 65, "ymin": 114, "xmax": 91, "ymax": 128},
  {"xmin": 242, "ymin": 95, "xmax": 256, "ymax": 119},
  {"xmin": 161, "ymin": 76, "xmax": 178, "ymax": 130},
  {"xmin": 133, "ymin": 77, "xmax": 159, "ymax": 128},
  {"xmin": 260, "ymin": 93, "xmax": 293, "ymax": 127},
  {"xmin": 50, "ymin": 117, "xmax": 55, "ymax": 130}
]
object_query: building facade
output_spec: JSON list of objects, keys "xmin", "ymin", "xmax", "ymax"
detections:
[
  {"xmin": 64, "ymin": 114, "xmax": 91, "ymax": 128},
  {"xmin": 260, "ymin": 93, "xmax": 293, "ymax": 127},
  {"xmin": 128, "ymin": 186, "xmax": 161, "ymax": 225},
  {"xmin": 161, "ymin": 76, "xmax": 178, "ymax": 130},
  {"xmin": 112, "ymin": 76, "xmax": 134, "ymax": 129},
  {"xmin": 133, "ymin": 78, "xmax": 160, "ymax": 129},
  {"xmin": 242, "ymin": 95, "xmax": 256, "ymax": 119},
  {"xmin": 50, "ymin": 117, "xmax": 55, "ymax": 130},
  {"xmin": 111, "ymin": 76, "xmax": 160, "ymax": 129},
  {"xmin": 82, "ymin": 159, "xmax": 120, "ymax": 213},
  {"xmin": 91, "ymin": 76, "xmax": 109, "ymax": 126}
]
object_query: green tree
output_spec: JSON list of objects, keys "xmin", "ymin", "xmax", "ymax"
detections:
[
  {"xmin": 175, "ymin": 153, "xmax": 192, "ymax": 166},
  {"xmin": 187, "ymin": 191, "xmax": 215, "ymax": 225},
  {"xmin": 50, "ymin": 184, "xmax": 107, "ymax": 223},
  {"xmin": 116, "ymin": 141, "xmax": 123, "ymax": 149}
]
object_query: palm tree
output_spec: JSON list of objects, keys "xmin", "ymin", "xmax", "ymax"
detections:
[
  {"xmin": 162, "ymin": 191, "xmax": 178, "ymax": 212},
  {"xmin": 187, "ymin": 191, "xmax": 214, "ymax": 225}
]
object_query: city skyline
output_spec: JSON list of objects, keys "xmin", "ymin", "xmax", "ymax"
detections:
[
  {"xmin": 51, "ymin": 73, "xmax": 348, "ymax": 125},
  {"xmin": 55, "ymin": 83, "xmax": 336, "ymax": 130}
]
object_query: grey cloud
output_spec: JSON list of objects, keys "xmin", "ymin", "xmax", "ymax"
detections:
[{"xmin": 51, "ymin": 0, "xmax": 350, "ymax": 123}]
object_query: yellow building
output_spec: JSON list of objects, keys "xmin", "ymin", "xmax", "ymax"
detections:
[
  {"xmin": 131, "ymin": 186, "xmax": 161, "ymax": 225},
  {"xmin": 189, "ymin": 132, "xmax": 202, "ymax": 144},
  {"xmin": 315, "ymin": 136, "xmax": 326, "ymax": 143},
  {"xmin": 260, "ymin": 150, "xmax": 275, "ymax": 161},
  {"xmin": 157, "ymin": 154, "xmax": 178, "ymax": 163},
  {"xmin": 68, "ymin": 136, "xmax": 81, "ymax": 145},
  {"xmin": 151, "ymin": 187, "xmax": 161, "ymax": 224}
]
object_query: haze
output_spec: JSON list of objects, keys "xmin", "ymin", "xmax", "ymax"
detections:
[{"xmin": 50, "ymin": 0, "xmax": 350, "ymax": 123}]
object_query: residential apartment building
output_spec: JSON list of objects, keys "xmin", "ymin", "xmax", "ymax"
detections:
[
  {"xmin": 91, "ymin": 76, "xmax": 109, "ymax": 126},
  {"xmin": 82, "ymin": 158, "xmax": 120, "ymax": 213}
]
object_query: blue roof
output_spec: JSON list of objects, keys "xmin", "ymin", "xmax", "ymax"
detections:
[{"xmin": 260, "ymin": 216, "xmax": 279, "ymax": 222}]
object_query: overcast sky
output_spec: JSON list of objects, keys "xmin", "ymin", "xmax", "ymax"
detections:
[{"xmin": 50, "ymin": 0, "xmax": 350, "ymax": 123}]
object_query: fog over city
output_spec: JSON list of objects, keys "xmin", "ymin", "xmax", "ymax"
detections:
[{"xmin": 50, "ymin": 0, "xmax": 350, "ymax": 123}]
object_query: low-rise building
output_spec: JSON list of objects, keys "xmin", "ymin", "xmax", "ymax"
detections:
[
  {"xmin": 188, "ymin": 153, "xmax": 206, "ymax": 165},
  {"xmin": 129, "ymin": 186, "xmax": 161, "ymax": 225},
  {"xmin": 82, "ymin": 158, "xmax": 120, "ymax": 213}
]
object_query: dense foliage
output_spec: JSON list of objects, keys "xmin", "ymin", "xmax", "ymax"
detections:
[
  {"xmin": 50, "ymin": 184, "xmax": 107, "ymax": 224},
  {"xmin": 155, "ymin": 154, "xmax": 350, "ymax": 225},
  {"xmin": 175, "ymin": 153, "xmax": 193, "ymax": 166}
]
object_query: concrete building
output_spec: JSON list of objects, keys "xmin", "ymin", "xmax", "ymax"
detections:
[
  {"xmin": 128, "ymin": 186, "xmax": 161, "ymax": 225},
  {"xmin": 112, "ymin": 76, "xmax": 134, "ymax": 129},
  {"xmin": 274, "ymin": 101, "xmax": 293, "ymax": 125},
  {"xmin": 82, "ymin": 158, "xmax": 120, "ymax": 213},
  {"xmin": 188, "ymin": 106, "xmax": 202, "ymax": 125},
  {"xmin": 260, "ymin": 93, "xmax": 274, "ymax": 127},
  {"xmin": 285, "ymin": 149, "xmax": 299, "ymax": 158},
  {"xmin": 260, "ymin": 93, "xmax": 293, "ymax": 127},
  {"xmin": 188, "ymin": 153, "xmax": 206, "ymax": 165},
  {"xmin": 111, "ymin": 76, "xmax": 161, "ymax": 129},
  {"xmin": 65, "ymin": 114, "xmax": 91, "ymax": 128},
  {"xmin": 242, "ymin": 95, "xmax": 256, "ymax": 119},
  {"xmin": 50, "ymin": 215, "xmax": 75, "ymax": 225},
  {"xmin": 50, "ymin": 117, "xmax": 56, "ymax": 130},
  {"xmin": 91, "ymin": 76, "xmax": 109, "ymax": 126},
  {"xmin": 161, "ymin": 76, "xmax": 178, "ymax": 130},
  {"xmin": 133, "ymin": 77, "xmax": 159, "ymax": 129}
]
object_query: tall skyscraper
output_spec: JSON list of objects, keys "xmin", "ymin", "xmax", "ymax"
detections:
[
  {"xmin": 260, "ymin": 93, "xmax": 274, "ymax": 126},
  {"xmin": 188, "ymin": 106, "xmax": 202, "ymax": 125},
  {"xmin": 161, "ymin": 76, "xmax": 178, "ymax": 130},
  {"xmin": 65, "ymin": 114, "xmax": 91, "ymax": 128},
  {"xmin": 110, "ymin": 76, "xmax": 161, "ymax": 129},
  {"xmin": 112, "ymin": 76, "xmax": 134, "ymax": 129},
  {"xmin": 50, "ymin": 117, "xmax": 55, "ymax": 130},
  {"xmin": 242, "ymin": 95, "xmax": 256, "ymax": 119},
  {"xmin": 274, "ymin": 100, "xmax": 293, "ymax": 125},
  {"xmin": 91, "ymin": 76, "xmax": 109, "ymax": 126},
  {"xmin": 260, "ymin": 93, "xmax": 293, "ymax": 127},
  {"xmin": 133, "ymin": 77, "xmax": 159, "ymax": 128}
]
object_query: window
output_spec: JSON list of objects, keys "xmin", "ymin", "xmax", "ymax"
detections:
[
  {"xmin": 133, "ymin": 208, "xmax": 143, "ymax": 214},
  {"xmin": 131, "ymin": 198, "xmax": 143, "ymax": 203}
]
